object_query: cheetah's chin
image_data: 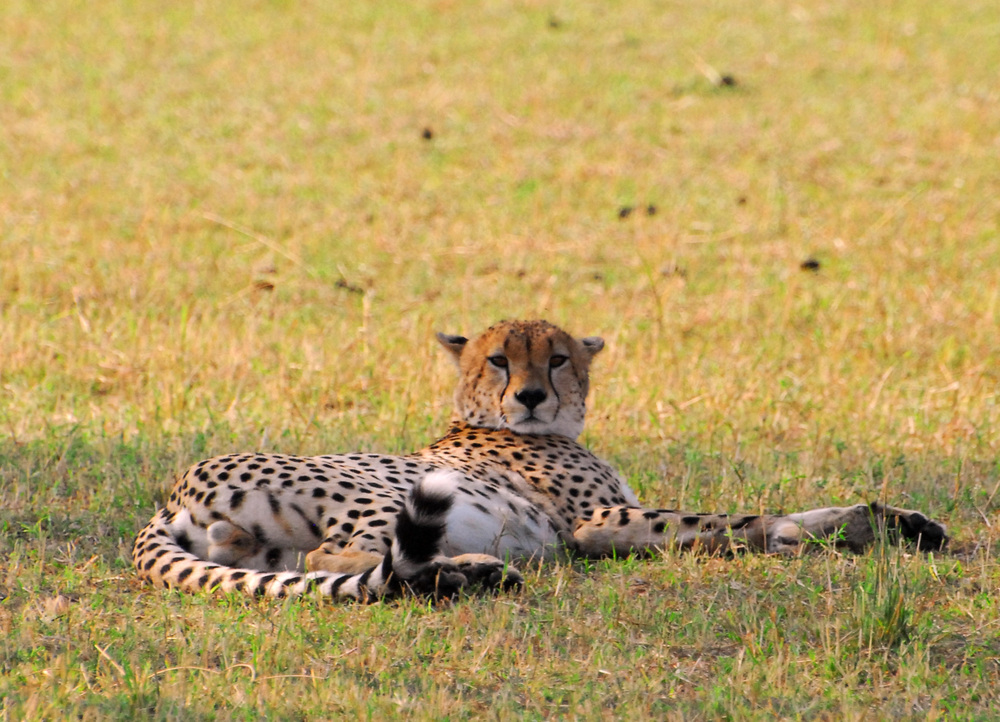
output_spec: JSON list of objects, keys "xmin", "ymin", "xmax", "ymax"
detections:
[{"xmin": 508, "ymin": 417, "xmax": 552, "ymax": 433}]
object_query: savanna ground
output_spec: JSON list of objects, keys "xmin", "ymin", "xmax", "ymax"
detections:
[{"xmin": 2, "ymin": 0, "xmax": 1000, "ymax": 718}]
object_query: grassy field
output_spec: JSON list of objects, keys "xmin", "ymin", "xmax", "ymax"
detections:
[{"xmin": 3, "ymin": 0, "xmax": 1000, "ymax": 717}]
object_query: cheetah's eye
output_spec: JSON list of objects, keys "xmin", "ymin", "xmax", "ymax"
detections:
[
  {"xmin": 549, "ymin": 355, "xmax": 569, "ymax": 368},
  {"xmin": 488, "ymin": 355, "xmax": 509, "ymax": 369}
]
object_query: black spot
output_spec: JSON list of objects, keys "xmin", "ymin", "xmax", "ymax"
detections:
[
  {"xmin": 728, "ymin": 515, "xmax": 759, "ymax": 530},
  {"xmin": 681, "ymin": 516, "xmax": 702, "ymax": 526},
  {"xmin": 800, "ymin": 258, "xmax": 821, "ymax": 272},
  {"xmin": 653, "ymin": 522, "xmax": 666, "ymax": 534},
  {"xmin": 175, "ymin": 532, "xmax": 192, "ymax": 553},
  {"xmin": 618, "ymin": 206, "xmax": 633, "ymax": 219},
  {"xmin": 177, "ymin": 567, "xmax": 193, "ymax": 583},
  {"xmin": 265, "ymin": 548, "xmax": 282, "ymax": 567},
  {"xmin": 252, "ymin": 524, "xmax": 268, "ymax": 544},
  {"xmin": 719, "ymin": 74, "xmax": 737, "ymax": 87},
  {"xmin": 421, "ymin": 127, "xmax": 433, "ymax": 140},
  {"xmin": 240, "ymin": 472, "xmax": 252, "ymax": 482},
  {"xmin": 230, "ymin": 490, "xmax": 246, "ymax": 510}
]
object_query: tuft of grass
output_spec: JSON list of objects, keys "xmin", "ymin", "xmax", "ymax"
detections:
[
  {"xmin": 852, "ymin": 542, "xmax": 917, "ymax": 652},
  {"xmin": 4, "ymin": 0, "xmax": 1000, "ymax": 717}
]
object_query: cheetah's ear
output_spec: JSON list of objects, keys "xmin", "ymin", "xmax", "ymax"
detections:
[
  {"xmin": 579, "ymin": 336, "xmax": 605, "ymax": 360},
  {"xmin": 436, "ymin": 332, "xmax": 468, "ymax": 366}
]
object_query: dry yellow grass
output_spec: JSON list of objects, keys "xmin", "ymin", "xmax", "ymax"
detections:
[{"xmin": 3, "ymin": 0, "xmax": 1000, "ymax": 718}]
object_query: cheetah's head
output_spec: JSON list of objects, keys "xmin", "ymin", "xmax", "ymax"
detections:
[{"xmin": 437, "ymin": 320, "xmax": 604, "ymax": 439}]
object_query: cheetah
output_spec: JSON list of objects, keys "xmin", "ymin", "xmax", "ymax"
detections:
[{"xmin": 132, "ymin": 320, "xmax": 947, "ymax": 601}]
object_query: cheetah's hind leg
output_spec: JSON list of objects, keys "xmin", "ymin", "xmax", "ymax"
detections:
[
  {"xmin": 306, "ymin": 546, "xmax": 385, "ymax": 574},
  {"xmin": 206, "ymin": 520, "xmax": 259, "ymax": 566}
]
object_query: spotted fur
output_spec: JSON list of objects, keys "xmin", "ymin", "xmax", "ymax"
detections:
[{"xmin": 133, "ymin": 320, "xmax": 947, "ymax": 602}]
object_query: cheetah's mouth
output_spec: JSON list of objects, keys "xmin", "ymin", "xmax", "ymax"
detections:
[{"xmin": 510, "ymin": 412, "xmax": 553, "ymax": 431}]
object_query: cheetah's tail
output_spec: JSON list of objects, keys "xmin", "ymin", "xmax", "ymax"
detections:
[
  {"xmin": 389, "ymin": 470, "xmax": 461, "ymax": 580},
  {"xmin": 131, "ymin": 472, "xmax": 462, "ymax": 602},
  {"xmin": 132, "ymin": 511, "xmax": 402, "ymax": 600}
]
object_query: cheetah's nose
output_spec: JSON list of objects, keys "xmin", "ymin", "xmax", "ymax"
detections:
[{"xmin": 514, "ymin": 388, "xmax": 547, "ymax": 410}]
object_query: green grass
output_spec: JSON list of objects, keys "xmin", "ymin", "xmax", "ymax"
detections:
[{"xmin": 3, "ymin": 0, "xmax": 1000, "ymax": 717}]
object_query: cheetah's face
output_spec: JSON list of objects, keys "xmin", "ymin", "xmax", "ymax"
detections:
[{"xmin": 437, "ymin": 320, "xmax": 604, "ymax": 439}]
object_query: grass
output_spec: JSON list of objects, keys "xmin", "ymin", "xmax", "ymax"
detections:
[{"xmin": 3, "ymin": 0, "xmax": 1000, "ymax": 717}]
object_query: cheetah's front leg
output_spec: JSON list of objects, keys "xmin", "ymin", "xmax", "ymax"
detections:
[
  {"xmin": 775, "ymin": 502, "xmax": 948, "ymax": 553},
  {"xmin": 572, "ymin": 502, "xmax": 948, "ymax": 558},
  {"xmin": 572, "ymin": 507, "xmax": 765, "ymax": 556}
]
